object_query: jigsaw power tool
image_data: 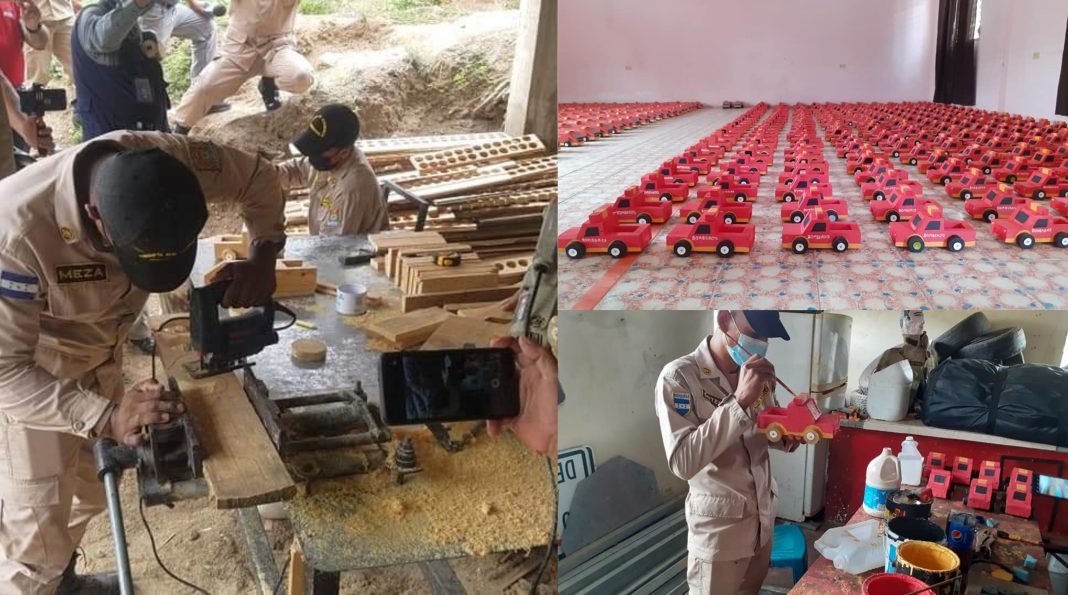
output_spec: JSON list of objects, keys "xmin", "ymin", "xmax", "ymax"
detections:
[{"xmin": 185, "ymin": 280, "xmax": 288, "ymax": 378}]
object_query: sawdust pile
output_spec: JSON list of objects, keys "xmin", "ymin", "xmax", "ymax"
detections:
[{"xmin": 286, "ymin": 426, "xmax": 553, "ymax": 567}]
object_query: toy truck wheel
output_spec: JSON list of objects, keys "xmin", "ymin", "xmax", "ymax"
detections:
[
  {"xmin": 636, "ymin": 214, "xmax": 653, "ymax": 224},
  {"xmin": 673, "ymin": 241, "xmax": 692, "ymax": 257},
  {"xmin": 1036, "ymin": 190, "xmax": 1046, "ymax": 199},
  {"xmin": 874, "ymin": 191, "xmax": 885, "ymax": 201},
  {"xmin": 564, "ymin": 140, "xmax": 572, "ymax": 148},
  {"xmin": 865, "ymin": 177, "xmax": 876, "ymax": 184},
  {"xmin": 739, "ymin": 179, "xmax": 749, "ymax": 185},
  {"xmin": 783, "ymin": 193, "xmax": 795, "ymax": 203},
  {"xmin": 674, "ymin": 178, "xmax": 685, "ymax": 185},
  {"xmin": 608, "ymin": 241, "xmax": 628, "ymax": 258},
  {"xmin": 766, "ymin": 424, "xmax": 784, "ymax": 443},
  {"xmin": 909, "ymin": 158, "xmax": 918, "ymax": 165},
  {"xmin": 791, "ymin": 238, "xmax": 809, "ymax": 254},
  {"xmin": 564, "ymin": 242, "xmax": 586, "ymax": 259},
  {"xmin": 947, "ymin": 236, "xmax": 965, "ymax": 252},
  {"xmin": 907, "ymin": 236, "xmax": 925, "ymax": 253},
  {"xmin": 686, "ymin": 213, "xmax": 700, "ymax": 224},
  {"xmin": 828, "ymin": 211, "xmax": 840, "ymax": 222},
  {"xmin": 892, "ymin": 150, "xmax": 900, "ymax": 158},
  {"xmin": 983, "ymin": 166, "xmax": 991, "ymax": 174},
  {"xmin": 716, "ymin": 241, "xmax": 735, "ymax": 258},
  {"xmin": 1055, "ymin": 233, "xmax": 1068, "ymax": 248},
  {"xmin": 784, "ymin": 178, "xmax": 793, "ymax": 185},
  {"xmin": 940, "ymin": 176, "xmax": 950, "ymax": 185},
  {"xmin": 832, "ymin": 237, "xmax": 849, "ymax": 253},
  {"xmin": 1007, "ymin": 175, "xmax": 1017, "ymax": 184},
  {"xmin": 978, "ymin": 211, "xmax": 996, "ymax": 224},
  {"xmin": 790, "ymin": 211, "xmax": 805, "ymax": 224},
  {"xmin": 961, "ymin": 190, "xmax": 973, "ymax": 200},
  {"xmin": 723, "ymin": 213, "xmax": 737, "ymax": 225},
  {"xmin": 735, "ymin": 193, "xmax": 747, "ymax": 202},
  {"xmin": 887, "ymin": 211, "xmax": 901, "ymax": 222},
  {"xmin": 803, "ymin": 426, "xmax": 821, "ymax": 445},
  {"xmin": 1017, "ymin": 233, "xmax": 1035, "ymax": 249},
  {"xmin": 659, "ymin": 193, "xmax": 672, "ymax": 201}
]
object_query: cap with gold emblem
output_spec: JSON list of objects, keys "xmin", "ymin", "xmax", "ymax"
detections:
[{"xmin": 293, "ymin": 104, "xmax": 360, "ymax": 156}]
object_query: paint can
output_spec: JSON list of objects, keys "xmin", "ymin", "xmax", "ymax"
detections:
[
  {"xmin": 892, "ymin": 541, "xmax": 961, "ymax": 595},
  {"xmin": 335, "ymin": 283, "xmax": 367, "ymax": 315},
  {"xmin": 861, "ymin": 573, "xmax": 934, "ymax": 595},
  {"xmin": 885, "ymin": 488, "xmax": 934, "ymax": 522},
  {"xmin": 885, "ymin": 516, "xmax": 946, "ymax": 573}
]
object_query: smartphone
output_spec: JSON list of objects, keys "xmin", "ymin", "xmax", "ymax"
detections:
[{"xmin": 380, "ymin": 348, "xmax": 519, "ymax": 425}]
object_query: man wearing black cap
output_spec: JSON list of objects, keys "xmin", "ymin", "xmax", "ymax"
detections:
[
  {"xmin": 277, "ymin": 104, "xmax": 388, "ymax": 235},
  {"xmin": 0, "ymin": 130, "xmax": 285, "ymax": 590},
  {"xmin": 654, "ymin": 310, "xmax": 798, "ymax": 595}
]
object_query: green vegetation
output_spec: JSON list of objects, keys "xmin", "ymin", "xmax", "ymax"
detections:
[
  {"xmin": 299, "ymin": 0, "xmax": 335, "ymax": 14},
  {"xmin": 450, "ymin": 54, "xmax": 491, "ymax": 90},
  {"xmin": 162, "ymin": 38, "xmax": 194, "ymax": 100}
]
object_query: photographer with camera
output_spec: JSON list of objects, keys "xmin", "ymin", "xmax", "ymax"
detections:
[
  {"xmin": 0, "ymin": 73, "xmax": 54, "ymax": 178},
  {"xmin": 71, "ymin": 0, "xmax": 169, "ymax": 139}
]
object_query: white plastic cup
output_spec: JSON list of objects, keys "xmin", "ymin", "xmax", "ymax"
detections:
[{"xmin": 336, "ymin": 283, "xmax": 367, "ymax": 315}]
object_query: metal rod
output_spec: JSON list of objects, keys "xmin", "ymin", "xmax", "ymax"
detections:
[{"xmin": 102, "ymin": 471, "xmax": 134, "ymax": 595}]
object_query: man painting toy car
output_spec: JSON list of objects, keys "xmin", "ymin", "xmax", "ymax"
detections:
[{"xmin": 654, "ymin": 310, "xmax": 802, "ymax": 595}]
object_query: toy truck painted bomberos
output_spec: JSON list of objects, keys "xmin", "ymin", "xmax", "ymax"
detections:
[
  {"xmin": 889, "ymin": 214, "xmax": 976, "ymax": 252},
  {"xmin": 558, "ymin": 211, "xmax": 653, "ymax": 259},
  {"xmin": 757, "ymin": 395, "xmax": 842, "ymax": 445},
  {"xmin": 781, "ymin": 210, "xmax": 862, "ymax": 254},
  {"xmin": 666, "ymin": 212, "xmax": 755, "ymax": 258}
]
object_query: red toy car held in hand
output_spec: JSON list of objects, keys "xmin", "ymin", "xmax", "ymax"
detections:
[
  {"xmin": 558, "ymin": 211, "xmax": 653, "ymax": 259},
  {"xmin": 757, "ymin": 395, "xmax": 842, "ymax": 445},
  {"xmin": 666, "ymin": 215, "xmax": 755, "ymax": 258},
  {"xmin": 782, "ymin": 210, "xmax": 862, "ymax": 254},
  {"xmin": 889, "ymin": 215, "xmax": 976, "ymax": 252}
]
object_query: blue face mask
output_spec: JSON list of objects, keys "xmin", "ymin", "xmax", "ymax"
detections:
[{"xmin": 727, "ymin": 331, "xmax": 769, "ymax": 366}]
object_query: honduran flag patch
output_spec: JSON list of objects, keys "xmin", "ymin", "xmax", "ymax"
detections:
[{"xmin": 0, "ymin": 271, "xmax": 39, "ymax": 300}]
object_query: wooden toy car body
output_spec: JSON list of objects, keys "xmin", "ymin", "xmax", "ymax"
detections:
[
  {"xmin": 991, "ymin": 203, "xmax": 1068, "ymax": 248},
  {"xmin": 639, "ymin": 174, "xmax": 689, "ymax": 202},
  {"xmin": 781, "ymin": 195, "xmax": 849, "ymax": 223},
  {"xmin": 902, "ymin": 145, "xmax": 932, "ymax": 166},
  {"xmin": 965, "ymin": 191, "xmax": 1033, "ymax": 222},
  {"xmin": 666, "ymin": 214, "xmax": 756, "ymax": 258},
  {"xmin": 782, "ymin": 211, "xmax": 862, "ymax": 253},
  {"xmin": 951, "ymin": 456, "xmax": 974, "ymax": 485},
  {"xmin": 974, "ymin": 150, "xmax": 1007, "ymax": 175},
  {"xmin": 967, "ymin": 479, "xmax": 994, "ymax": 511},
  {"xmin": 674, "ymin": 155, "xmax": 711, "ymax": 175},
  {"xmin": 756, "ymin": 395, "xmax": 842, "ymax": 445},
  {"xmin": 558, "ymin": 211, "xmax": 653, "ymax": 259},
  {"xmin": 778, "ymin": 169, "xmax": 829, "ymax": 187},
  {"xmin": 870, "ymin": 191, "xmax": 943, "ymax": 222},
  {"xmin": 777, "ymin": 179, "xmax": 833, "ymax": 202},
  {"xmin": 682, "ymin": 196, "xmax": 753, "ymax": 225},
  {"xmin": 991, "ymin": 157, "xmax": 1031, "ymax": 184},
  {"xmin": 1005, "ymin": 481, "xmax": 1033, "ymax": 518},
  {"xmin": 863, "ymin": 174, "xmax": 922, "ymax": 201},
  {"xmin": 1014, "ymin": 169, "xmax": 1068, "ymax": 199},
  {"xmin": 979, "ymin": 460, "xmax": 1001, "ymax": 487},
  {"xmin": 559, "ymin": 129, "xmax": 585, "ymax": 147},
  {"xmin": 709, "ymin": 174, "xmax": 759, "ymax": 202},
  {"xmin": 917, "ymin": 149, "xmax": 949, "ymax": 173},
  {"xmin": 854, "ymin": 161, "xmax": 898, "ymax": 185},
  {"xmin": 929, "ymin": 469, "xmax": 953, "ymax": 499},
  {"xmin": 889, "ymin": 215, "xmax": 976, "ymax": 252},
  {"xmin": 927, "ymin": 158, "xmax": 967, "ymax": 185},
  {"xmin": 602, "ymin": 194, "xmax": 674, "ymax": 225},
  {"xmin": 945, "ymin": 170, "xmax": 993, "ymax": 199},
  {"xmin": 1052, "ymin": 196, "xmax": 1068, "ymax": 217}
]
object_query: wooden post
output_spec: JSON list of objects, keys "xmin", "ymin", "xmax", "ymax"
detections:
[{"xmin": 504, "ymin": 0, "xmax": 557, "ymax": 151}]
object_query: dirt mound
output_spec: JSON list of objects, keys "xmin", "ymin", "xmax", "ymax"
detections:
[{"xmin": 189, "ymin": 10, "xmax": 518, "ymax": 155}]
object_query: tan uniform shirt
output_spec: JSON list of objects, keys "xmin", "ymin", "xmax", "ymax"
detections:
[
  {"xmin": 31, "ymin": 0, "xmax": 74, "ymax": 22},
  {"xmin": 0, "ymin": 93, "xmax": 14, "ymax": 181},
  {"xmin": 276, "ymin": 148, "xmax": 388, "ymax": 236},
  {"xmin": 0, "ymin": 130, "xmax": 286, "ymax": 439},
  {"xmin": 226, "ymin": 0, "xmax": 296, "ymax": 43},
  {"xmin": 654, "ymin": 338, "xmax": 777, "ymax": 562}
]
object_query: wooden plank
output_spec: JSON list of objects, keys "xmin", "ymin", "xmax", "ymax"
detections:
[
  {"xmin": 442, "ymin": 300, "xmax": 499, "ymax": 313},
  {"xmin": 356, "ymin": 132, "xmax": 509, "ymax": 156},
  {"xmin": 421, "ymin": 316, "xmax": 510, "ymax": 350},
  {"xmin": 483, "ymin": 254, "xmax": 533, "ymax": 285},
  {"xmin": 368, "ymin": 231, "xmax": 446, "ymax": 255},
  {"xmin": 416, "ymin": 271, "xmax": 500, "ymax": 294},
  {"xmin": 410, "ymin": 134, "xmax": 547, "ymax": 173},
  {"xmin": 401, "ymin": 285, "xmax": 519, "ymax": 313},
  {"xmin": 410, "ymin": 157, "xmax": 557, "ymax": 200},
  {"xmin": 457, "ymin": 302, "xmax": 514, "ymax": 324},
  {"xmin": 365, "ymin": 307, "xmax": 453, "ymax": 348},
  {"xmin": 153, "ymin": 331, "xmax": 296, "ymax": 508}
]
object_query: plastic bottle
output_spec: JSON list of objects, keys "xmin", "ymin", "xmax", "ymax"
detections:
[
  {"xmin": 899, "ymin": 436, "xmax": 924, "ymax": 486},
  {"xmin": 863, "ymin": 447, "xmax": 901, "ymax": 517}
]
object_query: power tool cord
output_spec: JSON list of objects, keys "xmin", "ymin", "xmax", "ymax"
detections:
[
  {"xmin": 272, "ymin": 554, "xmax": 291, "ymax": 594},
  {"xmin": 139, "ymin": 498, "xmax": 210, "ymax": 594},
  {"xmin": 529, "ymin": 454, "xmax": 557, "ymax": 595}
]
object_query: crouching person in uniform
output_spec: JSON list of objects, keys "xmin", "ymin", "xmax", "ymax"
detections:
[
  {"xmin": 654, "ymin": 310, "xmax": 799, "ymax": 595},
  {"xmin": 0, "ymin": 130, "xmax": 286, "ymax": 592}
]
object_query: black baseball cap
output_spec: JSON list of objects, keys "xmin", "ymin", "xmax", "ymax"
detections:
[
  {"xmin": 741, "ymin": 310, "xmax": 791, "ymax": 341},
  {"xmin": 293, "ymin": 104, "xmax": 360, "ymax": 155},
  {"xmin": 93, "ymin": 149, "xmax": 208, "ymax": 292}
]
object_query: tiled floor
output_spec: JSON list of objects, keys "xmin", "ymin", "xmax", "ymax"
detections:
[{"xmin": 559, "ymin": 107, "xmax": 1068, "ymax": 310}]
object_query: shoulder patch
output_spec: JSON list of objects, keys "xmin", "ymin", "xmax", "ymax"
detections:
[
  {"xmin": 188, "ymin": 141, "xmax": 222, "ymax": 172},
  {"xmin": 672, "ymin": 392, "xmax": 691, "ymax": 416},
  {"xmin": 0, "ymin": 271, "xmax": 40, "ymax": 300}
]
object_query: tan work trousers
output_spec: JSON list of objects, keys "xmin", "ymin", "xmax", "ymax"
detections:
[
  {"xmin": 173, "ymin": 33, "xmax": 313, "ymax": 128},
  {"xmin": 686, "ymin": 537, "xmax": 773, "ymax": 595},
  {"xmin": 0, "ymin": 365, "xmax": 121, "ymax": 594},
  {"xmin": 24, "ymin": 16, "xmax": 76, "ymax": 98}
]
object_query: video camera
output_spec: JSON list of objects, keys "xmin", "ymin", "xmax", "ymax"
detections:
[{"xmin": 17, "ymin": 84, "xmax": 67, "ymax": 118}]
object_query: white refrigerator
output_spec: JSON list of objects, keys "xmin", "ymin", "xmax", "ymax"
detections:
[{"xmin": 765, "ymin": 312, "xmax": 852, "ymax": 522}]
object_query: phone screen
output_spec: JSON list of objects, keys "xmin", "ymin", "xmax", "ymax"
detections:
[{"xmin": 380, "ymin": 348, "xmax": 519, "ymax": 425}]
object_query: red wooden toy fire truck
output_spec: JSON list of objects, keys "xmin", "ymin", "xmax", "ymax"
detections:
[
  {"xmin": 666, "ymin": 214, "xmax": 756, "ymax": 258},
  {"xmin": 889, "ymin": 215, "xmax": 976, "ymax": 253},
  {"xmin": 782, "ymin": 211, "xmax": 862, "ymax": 254},
  {"xmin": 756, "ymin": 395, "xmax": 842, "ymax": 445},
  {"xmin": 558, "ymin": 211, "xmax": 653, "ymax": 259}
]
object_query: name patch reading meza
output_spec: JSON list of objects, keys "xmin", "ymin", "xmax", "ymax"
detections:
[{"xmin": 56, "ymin": 264, "xmax": 107, "ymax": 284}]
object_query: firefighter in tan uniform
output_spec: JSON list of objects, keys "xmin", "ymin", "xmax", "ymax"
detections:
[
  {"xmin": 172, "ymin": 0, "xmax": 313, "ymax": 133},
  {"xmin": 276, "ymin": 104, "xmax": 388, "ymax": 235},
  {"xmin": 0, "ymin": 130, "xmax": 285, "ymax": 592},
  {"xmin": 655, "ymin": 310, "xmax": 798, "ymax": 595}
]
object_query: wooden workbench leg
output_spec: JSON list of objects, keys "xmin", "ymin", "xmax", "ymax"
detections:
[{"xmin": 288, "ymin": 542, "xmax": 307, "ymax": 595}]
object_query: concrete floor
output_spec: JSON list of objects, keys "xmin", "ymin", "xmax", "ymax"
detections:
[{"xmin": 559, "ymin": 107, "xmax": 1068, "ymax": 311}]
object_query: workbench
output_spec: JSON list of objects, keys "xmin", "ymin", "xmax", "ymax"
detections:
[
  {"xmin": 187, "ymin": 236, "xmax": 553, "ymax": 595},
  {"xmin": 791, "ymin": 501, "xmax": 1052, "ymax": 594}
]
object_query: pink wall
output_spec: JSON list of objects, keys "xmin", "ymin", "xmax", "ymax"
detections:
[
  {"xmin": 975, "ymin": 0, "xmax": 1068, "ymax": 121},
  {"xmin": 559, "ymin": 0, "xmax": 939, "ymax": 104}
]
